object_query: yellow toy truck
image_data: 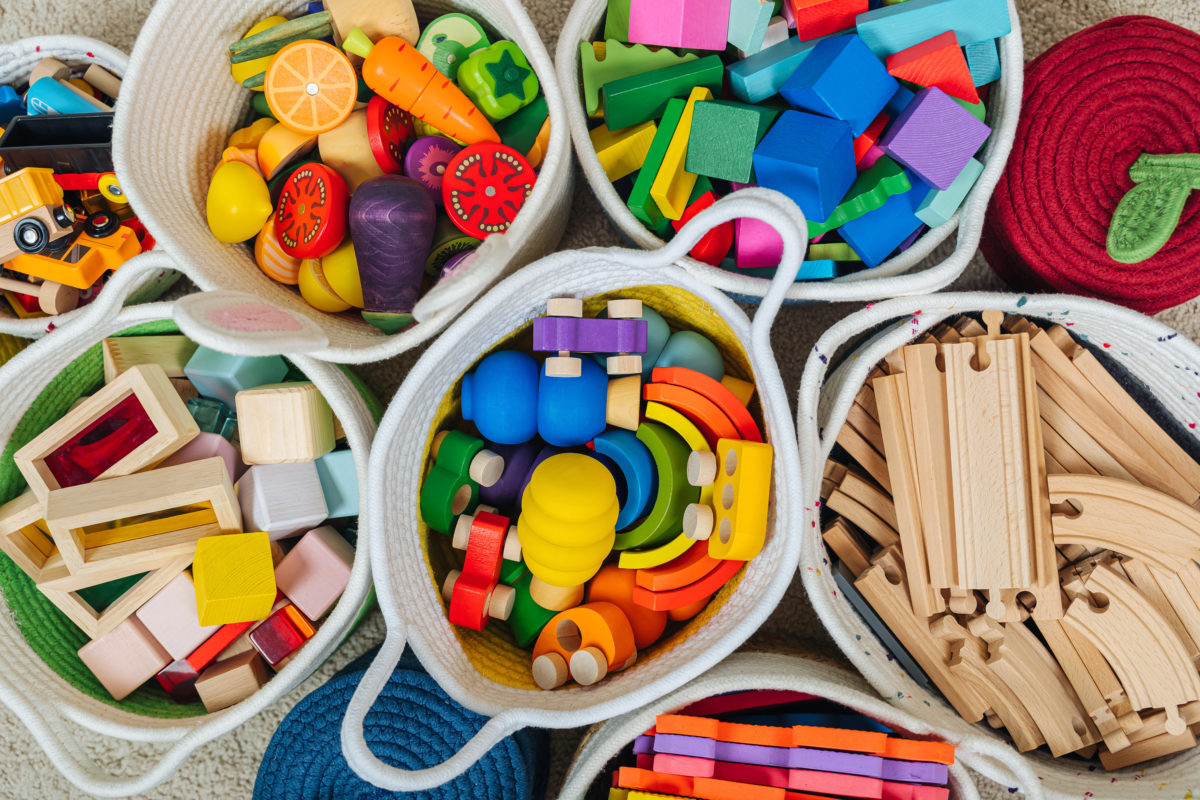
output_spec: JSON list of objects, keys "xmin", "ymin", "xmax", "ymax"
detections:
[{"xmin": 0, "ymin": 167, "xmax": 75, "ymax": 262}]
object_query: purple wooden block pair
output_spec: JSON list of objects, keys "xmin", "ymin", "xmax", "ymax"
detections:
[{"xmin": 532, "ymin": 316, "xmax": 649, "ymax": 355}]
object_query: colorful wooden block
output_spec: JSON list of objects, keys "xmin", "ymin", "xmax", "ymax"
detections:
[
  {"xmin": 612, "ymin": 422, "xmax": 699, "ymax": 551},
  {"xmin": 854, "ymin": 113, "xmax": 890, "ymax": 166},
  {"xmin": 631, "ymin": 555, "xmax": 742, "ymax": 611},
  {"xmin": 420, "ymin": 430, "xmax": 505, "ymax": 533},
  {"xmin": 915, "ymin": 156, "xmax": 982, "ymax": 228},
  {"xmin": 807, "ymin": 156, "xmax": 913, "ymax": 237},
  {"xmin": 183, "ymin": 347, "xmax": 289, "ymax": 408},
  {"xmin": 102, "ymin": 336, "xmax": 199, "ymax": 383},
  {"xmin": 508, "ymin": 571, "xmax": 559, "ymax": 647},
  {"xmin": 537, "ymin": 358, "xmax": 610, "ymax": 444},
  {"xmin": 14, "ymin": 364, "xmax": 200, "ymax": 500},
  {"xmin": 885, "ymin": 84, "xmax": 915, "ymax": 118},
  {"xmin": 738, "ymin": 14, "xmax": 790, "ymax": 60},
  {"xmin": 838, "ymin": 173, "xmax": 928, "ymax": 266},
  {"xmin": 728, "ymin": 0, "xmax": 775, "ymax": 54},
  {"xmin": 581, "ymin": 41, "xmax": 697, "ymax": 118},
  {"xmin": 649, "ymin": 87, "xmax": 713, "ymax": 220},
  {"xmin": 193, "ymin": 531, "xmax": 278, "ymax": 626},
  {"xmin": 601, "ymin": 55, "xmax": 724, "ymax": 131},
  {"xmin": 43, "ymin": 456, "xmax": 241, "ymax": 577},
  {"xmin": 855, "ymin": 0, "xmax": 1011, "ymax": 57},
  {"xmin": 157, "ymin": 603, "xmax": 273, "ymax": 701},
  {"xmin": 590, "ymin": 121, "xmax": 658, "ymax": 182},
  {"xmin": 314, "ymin": 449, "xmax": 358, "ymax": 518},
  {"xmin": 735, "ymin": 216, "xmax": 783, "ymax": 270},
  {"xmin": 628, "ymin": 0, "xmax": 730, "ymax": 51},
  {"xmin": 0, "ymin": 491, "xmax": 55, "ymax": 582},
  {"xmin": 235, "ymin": 381, "xmax": 335, "ymax": 464},
  {"xmin": 78, "ymin": 615, "xmax": 171, "ymax": 700},
  {"xmin": 533, "ymin": 304, "xmax": 648, "ymax": 371},
  {"xmin": 194, "ymin": 650, "xmax": 270, "ymax": 711},
  {"xmin": 886, "ymin": 31, "xmax": 979, "ymax": 103},
  {"xmin": 461, "ymin": 351, "xmax": 540, "ymax": 445},
  {"xmin": 781, "ymin": 34, "xmax": 898, "ymax": 137},
  {"xmin": 685, "ymin": 101, "xmax": 780, "ymax": 184},
  {"xmin": 159, "ymin": 431, "xmax": 246, "ymax": 484},
  {"xmin": 134, "ymin": 570, "xmax": 222, "ymax": 659},
  {"xmin": 728, "ymin": 35, "xmax": 820, "ymax": 104},
  {"xmin": 274, "ymin": 525, "xmax": 354, "ymax": 620},
  {"xmin": 878, "ymin": 87, "xmax": 989, "ymax": 190},
  {"xmin": 787, "ymin": 0, "xmax": 866, "ymax": 41},
  {"xmin": 444, "ymin": 508, "xmax": 519, "ymax": 629},
  {"xmin": 605, "ymin": 0, "xmax": 632, "ymax": 41},
  {"xmin": 248, "ymin": 602, "xmax": 315, "ymax": 666},
  {"xmin": 964, "ymin": 39, "xmax": 1001, "ymax": 86},
  {"xmin": 236, "ymin": 462, "xmax": 329, "ymax": 540},
  {"xmin": 752, "ymin": 110, "xmax": 856, "ymax": 223},
  {"xmin": 628, "ymin": 98, "xmax": 686, "ymax": 233},
  {"xmin": 672, "ymin": 191, "xmax": 734, "ymax": 267}
]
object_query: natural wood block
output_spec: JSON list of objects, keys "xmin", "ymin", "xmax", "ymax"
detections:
[
  {"xmin": 236, "ymin": 462, "xmax": 328, "ymax": 540},
  {"xmin": 134, "ymin": 570, "xmax": 222, "ymax": 659},
  {"xmin": 194, "ymin": 650, "xmax": 270, "ymax": 712},
  {"xmin": 0, "ymin": 490, "xmax": 56, "ymax": 582},
  {"xmin": 82, "ymin": 64, "xmax": 121, "ymax": 98},
  {"xmin": 235, "ymin": 382, "xmax": 335, "ymax": 465},
  {"xmin": 14, "ymin": 364, "xmax": 199, "ymax": 500},
  {"xmin": 325, "ymin": 0, "xmax": 419, "ymax": 46},
  {"xmin": 274, "ymin": 526, "xmax": 353, "ymax": 621},
  {"xmin": 102, "ymin": 335, "xmax": 198, "ymax": 383},
  {"xmin": 193, "ymin": 531, "xmax": 277, "ymax": 626},
  {"xmin": 78, "ymin": 615, "xmax": 171, "ymax": 701}
]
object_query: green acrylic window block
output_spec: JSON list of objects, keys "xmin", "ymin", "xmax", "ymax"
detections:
[
  {"xmin": 458, "ymin": 41, "xmax": 540, "ymax": 122},
  {"xmin": 685, "ymin": 100, "xmax": 780, "ymax": 184}
]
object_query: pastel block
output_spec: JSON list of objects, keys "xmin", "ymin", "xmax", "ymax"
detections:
[
  {"xmin": 159, "ymin": 431, "xmax": 246, "ymax": 483},
  {"xmin": 314, "ymin": 449, "xmax": 358, "ymax": 518},
  {"xmin": 580, "ymin": 40, "xmax": 697, "ymax": 117},
  {"xmin": 686, "ymin": 101, "xmax": 780, "ymax": 183},
  {"xmin": 735, "ymin": 216, "xmax": 783, "ymax": 270},
  {"xmin": 601, "ymin": 55, "xmax": 724, "ymax": 131},
  {"xmin": 964, "ymin": 39, "xmax": 1001, "ymax": 86},
  {"xmin": 274, "ymin": 525, "xmax": 354, "ymax": 620},
  {"xmin": 628, "ymin": 0, "xmax": 730, "ymax": 50},
  {"xmin": 134, "ymin": 571, "xmax": 222, "ymax": 660},
  {"xmin": 728, "ymin": 35, "xmax": 821, "ymax": 104},
  {"xmin": 102, "ymin": 335, "xmax": 198, "ymax": 383},
  {"xmin": 591, "ymin": 121, "xmax": 658, "ymax": 182},
  {"xmin": 193, "ymin": 531, "xmax": 277, "ymax": 626},
  {"xmin": 787, "ymin": 0, "xmax": 866, "ymax": 40},
  {"xmin": 752, "ymin": 109, "xmax": 856, "ymax": 222},
  {"xmin": 727, "ymin": 0, "xmax": 775, "ymax": 53},
  {"xmin": 628, "ymin": 98, "xmax": 685, "ymax": 232},
  {"xmin": 915, "ymin": 156, "xmax": 982, "ymax": 228},
  {"xmin": 878, "ymin": 87, "xmax": 989, "ymax": 189},
  {"xmin": 183, "ymin": 348, "xmax": 288, "ymax": 408},
  {"xmin": 838, "ymin": 171, "xmax": 928, "ymax": 267},
  {"xmin": 886, "ymin": 31, "xmax": 979, "ymax": 103},
  {"xmin": 78, "ymin": 616, "xmax": 170, "ymax": 701},
  {"xmin": 740, "ymin": 15, "xmax": 790, "ymax": 59},
  {"xmin": 781, "ymin": 34, "xmax": 898, "ymax": 137},
  {"xmin": 855, "ymin": 0, "xmax": 1012, "ymax": 56},
  {"xmin": 236, "ymin": 462, "xmax": 328, "ymax": 540}
]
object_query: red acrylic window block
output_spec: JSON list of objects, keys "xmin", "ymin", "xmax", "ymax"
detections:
[
  {"xmin": 248, "ymin": 604, "xmax": 315, "ymax": 666},
  {"xmin": 43, "ymin": 393, "xmax": 156, "ymax": 488},
  {"xmin": 155, "ymin": 658, "xmax": 200, "ymax": 703}
]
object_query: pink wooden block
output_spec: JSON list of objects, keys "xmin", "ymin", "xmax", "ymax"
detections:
[
  {"xmin": 628, "ymin": 0, "xmax": 730, "ymax": 50},
  {"xmin": 781, "ymin": 0, "xmax": 796, "ymax": 27},
  {"xmin": 78, "ymin": 616, "xmax": 171, "ymax": 701},
  {"xmin": 135, "ymin": 571, "xmax": 222, "ymax": 660},
  {"xmin": 860, "ymin": 144, "xmax": 886, "ymax": 170},
  {"xmin": 736, "ymin": 216, "xmax": 784, "ymax": 269},
  {"xmin": 159, "ymin": 431, "xmax": 246, "ymax": 483},
  {"xmin": 273, "ymin": 525, "xmax": 354, "ymax": 621}
]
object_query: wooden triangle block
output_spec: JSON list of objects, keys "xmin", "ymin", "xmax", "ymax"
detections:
[{"xmin": 886, "ymin": 31, "xmax": 980, "ymax": 104}]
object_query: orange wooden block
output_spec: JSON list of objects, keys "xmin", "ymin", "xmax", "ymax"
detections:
[
  {"xmin": 631, "ymin": 557, "xmax": 743, "ymax": 612},
  {"xmin": 650, "ymin": 367, "xmax": 762, "ymax": 442},
  {"xmin": 635, "ymin": 540, "xmax": 721, "ymax": 592},
  {"xmin": 886, "ymin": 31, "xmax": 979, "ymax": 104},
  {"xmin": 854, "ymin": 113, "xmax": 889, "ymax": 165},
  {"xmin": 643, "ymin": 383, "xmax": 739, "ymax": 447}
]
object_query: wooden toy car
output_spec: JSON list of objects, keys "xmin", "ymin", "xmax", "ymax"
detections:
[
  {"xmin": 534, "ymin": 297, "xmax": 648, "ymax": 377},
  {"xmin": 0, "ymin": 167, "xmax": 76, "ymax": 263},
  {"xmin": 0, "ymin": 113, "xmax": 126, "ymax": 203},
  {"xmin": 7, "ymin": 211, "xmax": 142, "ymax": 291}
]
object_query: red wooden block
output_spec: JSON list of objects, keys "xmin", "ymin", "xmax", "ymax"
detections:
[
  {"xmin": 672, "ymin": 191, "xmax": 733, "ymax": 266},
  {"xmin": 854, "ymin": 114, "xmax": 890, "ymax": 166},
  {"xmin": 886, "ymin": 32, "xmax": 979, "ymax": 104},
  {"xmin": 631, "ymin": 557, "xmax": 743, "ymax": 611},
  {"xmin": 650, "ymin": 367, "xmax": 762, "ymax": 442},
  {"xmin": 636, "ymin": 540, "xmax": 722, "ymax": 592},
  {"xmin": 787, "ymin": 0, "xmax": 867, "ymax": 41},
  {"xmin": 248, "ymin": 603, "xmax": 315, "ymax": 666},
  {"xmin": 643, "ymin": 382, "xmax": 740, "ymax": 446}
]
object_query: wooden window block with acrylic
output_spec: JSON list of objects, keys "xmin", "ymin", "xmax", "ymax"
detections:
[
  {"xmin": 236, "ymin": 462, "xmax": 329, "ymax": 539},
  {"xmin": 78, "ymin": 615, "xmax": 171, "ymax": 701},
  {"xmin": 0, "ymin": 490, "xmax": 56, "ymax": 582},
  {"xmin": 134, "ymin": 570, "xmax": 222, "ymax": 659},
  {"xmin": 193, "ymin": 531, "xmax": 278, "ymax": 626},
  {"xmin": 274, "ymin": 525, "xmax": 354, "ymax": 620},
  {"xmin": 235, "ymin": 381, "xmax": 335, "ymax": 464},
  {"xmin": 102, "ymin": 335, "xmax": 199, "ymax": 383},
  {"xmin": 194, "ymin": 650, "xmax": 270, "ymax": 712}
]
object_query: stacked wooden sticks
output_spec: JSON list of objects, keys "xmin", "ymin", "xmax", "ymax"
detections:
[{"xmin": 824, "ymin": 312, "xmax": 1200, "ymax": 769}]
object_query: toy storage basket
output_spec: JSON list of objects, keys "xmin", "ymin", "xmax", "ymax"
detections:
[
  {"xmin": 558, "ymin": 651, "xmax": 981, "ymax": 799},
  {"xmin": 0, "ymin": 37, "xmax": 181, "ymax": 338},
  {"xmin": 554, "ymin": 0, "xmax": 1022, "ymax": 304},
  {"xmin": 796, "ymin": 292, "xmax": 1200, "ymax": 800},
  {"xmin": 113, "ymin": 0, "xmax": 574, "ymax": 364},
  {"xmin": 340, "ymin": 189, "xmax": 805, "ymax": 791},
  {"xmin": 0, "ymin": 260, "xmax": 379, "ymax": 797}
]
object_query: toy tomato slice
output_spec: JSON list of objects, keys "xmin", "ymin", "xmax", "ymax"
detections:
[
  {"xmin": 275, "ymin": 163, "xmax": 349, "ymax": 259},
  {"xmin": 366, "ymin": 96, "xmax": 411, "ymax": 174},
  {"xmin": 442, "ymin": 142, "xmax": 536, "ymax": 239}
]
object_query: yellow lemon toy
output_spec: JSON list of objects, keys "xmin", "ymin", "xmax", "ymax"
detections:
[{"xmin": 206, "ymin": 161, "xmax": 273, "ymax": 243}]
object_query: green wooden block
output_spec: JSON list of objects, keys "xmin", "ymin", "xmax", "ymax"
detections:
[
  {"xmin": 581, "ymin": 40, "xmax": 697, "ymax": 117},
  {"xmin": 602, "ymin": 55, "xmax": 724, "ymax": 131},
  {"xmin": 496, "ymin": 95, "xmax": 549, "ymax": 153},
  {"xmin": 953, "ymin": 94, "xmax": 987, "ymax": 122},
  {"xmin": 685, "ymin": 100, "xmax": 780, "ymax": 184},
  {"xmin": 808, "ymin": 156, "xmax": 912, "ymax": 236},
  {"xmin": 628, "ymin": 98, "xmax": 686, "ymax": 233},
  {"xmin": 76, "ymin": 573, "xmax": 148, "ymax": 614},
  {"xmin": 508, "ymin": 572, "xmax": 558, "ymax": 648},
  {"xmin": 605, "ymin": 0, "xmax": 633, "ymax": 42},
  {"xmin": 808, "ymin": 242, "xmax": 861, "ymax": 261}
]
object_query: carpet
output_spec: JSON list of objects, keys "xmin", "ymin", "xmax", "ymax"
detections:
[{"xmin": 1, "ymin": 0, "xmax": 1198, "ymax": 797}]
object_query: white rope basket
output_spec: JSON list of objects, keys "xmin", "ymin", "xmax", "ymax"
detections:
[
  {"xmin": 114, "ymin": 0, "xmax": 574, "ymax": 364},
  {"xmin": 340, "ymin": 189, "xmax": 805, "ymax": 792},
  {"xmin": 554, "ymin": 0, "xmax": 1022, "ymax": 303},
  {"xmin": 559, "ymin": 651, "xmax": 982, "ymax": 800},
  {"xmin": 796, "ymin": 292, "xmax": 1200, "ymax": 800},
  {"xmin": 0, "ymin": 260, "xmax": 378, "ymax": 797},
  {"xmin": 0, "ymin": 36, "xmax": 180, "ymax": 338}
]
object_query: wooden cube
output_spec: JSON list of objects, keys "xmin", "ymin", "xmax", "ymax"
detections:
[
  {"xmin": 314, "ymin": 450, "xmax": 358, "ymax": 518},
  {"xmin": 43, "ymin": 456, "xmax": 241, "ymax": 576},
  {"xmin": 159, "ymin": 431, "xmax": 247, "ymax": 483},
  {"xmin": 193, "ymin": 531, "xmax": 277, "ymax": 626},
  {"xmin": 183, "ymin": 347, "xmax": 288, "ymax": 408},
  {"xmin": 236, "ymin": 463, "xmax": 328, "ymax": 540},
  {"xmin": 78, "ymin": 615, "xmax": 171, "ymax": 700},
  {"xmin": 14, "ymin": 364, "xmax": 200, "ymax": 500},
  {"xmin": 102, "ymin": 335, "xmax": 199, "ymax": 383},
  {"xmin": 194, "ymin": 650, "xmax": 270, "ymax": 711},
  {"xmin": 235, "ymin": 382, "xmax": 335, "ymax": 465},
  {"xmin": 0, "ymin": 491, "xmax": 56, "ymax": 582},
  {"xmin": 274, "ymin": 526, "xmax": 354, "ymax": 620},
  {"xmin": 134, "ymin": 570, "xmax": 222, "ymax": 659}
]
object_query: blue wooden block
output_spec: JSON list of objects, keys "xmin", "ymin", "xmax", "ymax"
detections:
[
  {"xmin": 838, "ymin": 170, "xmax": 927, "ymax": 267},
  {"xmin": 964, "ymin": 39, "xmax": 1002, "ymax": 86},
  {"xmin": 0, "ymin": 86, "xmax": 24, "ymax": 125},
  {"xmin": 855, "ymin": 0, "xmax": 1011, "ymax": 57},
  {"xmin": 833, "ymin": 563, "xmax": 931, "ymax": 688},
  {"xmin": 728, "ymin": 35, "xmax": 824, "ymax": 104},
  {"xmin": 728, "ymin": 0, "xmax": 775, "ymax": 53},
  {"xmin": 752, "ymin": 109, "xmax": 856, "ymax": 223},
  {"xmin": 314, "ymin": 449, "xmax": 358, "ymax": 518},
  {"xmin": 727, "ymin": 259, "xmax": 843, "ymax": 281},
  {"xmin": 780, "ymin": 34, "xmax": 898, "ymax": 137},
  {"xmin": 884, "ymin": 84, "xmax": 915, "ymax": 118},
  {"xmin": 183, "ymin": 347, "xmax": 289, "ymax": 408},
  {"xmin": 916, "ymin": 156, "xmax": 983, "ymax": 228}
]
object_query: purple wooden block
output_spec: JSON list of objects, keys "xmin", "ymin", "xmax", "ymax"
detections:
[
  {"xmin": 878, "ymin": 87, "xmax": 989, "ymax": 190},
  {"xmin": 478, "ymin": 440, "xmax": 541, "ymax": 509},
  {"xmin": 532, "ymin": 317, "xmax": 648, "ymax": 355},
  {"xmin": 634, "ymin": 734, "xmax": 655, "ymax": 755}
]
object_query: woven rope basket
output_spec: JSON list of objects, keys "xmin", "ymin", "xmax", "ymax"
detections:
[
  {"xmin": 796, "ymin": 292, "xmax": 1200, "ymax": 800},
  {"xmin": 554, "ymin": 0, "xmax": 1022, "ymax": 304},
  {"xmin": 0, "ymin": 262, "xmax": 380, "ymax": 797},
  {"xmin": 113, "ymin": 0, "xmax": 574, "ymax": 365}
]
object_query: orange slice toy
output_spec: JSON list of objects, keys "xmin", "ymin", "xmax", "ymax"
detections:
[{"xmin": 265, "ymin": 40, "xmax": 357, "ymax": 135}]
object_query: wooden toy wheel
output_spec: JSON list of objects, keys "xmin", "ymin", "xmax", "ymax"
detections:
[
  {"xmin": 265, "ymin": 40, "xmax": 358, "ymax": 135},
  {"xmin": 545, "ymin": 355, "xmax": 582, "ymax": 378}
]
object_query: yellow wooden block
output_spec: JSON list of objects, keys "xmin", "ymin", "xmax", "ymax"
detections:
[
  {"xmin": 235, "ymin": 382, "xmax": 336, "ymax": 465},
  {"xmin": 649, "ymin": 86, "xmax": 712, "ymax": 220},
  {"xmin": 589, "ymin": 121, "xmax": 657, "ymax": 182},
  {"xmin": 720, "ymin": 374, "xmax": 756, "ymax": 407},
  {"xmin": 193, "ymin": 531, "xmax": 277, "ymax": 626},
  {"xmin": 707, "ymin": 439, "xmax": 773, "ymax": 562}
]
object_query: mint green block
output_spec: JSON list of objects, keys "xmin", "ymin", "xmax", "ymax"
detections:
[{"xmin": 916, "ymin": 157, "xmax": 983, "ymax": 228}]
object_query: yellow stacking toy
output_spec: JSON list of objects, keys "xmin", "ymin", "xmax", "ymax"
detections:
[{"xmin": 687, "ymin": 439, "xmax": 773, "ymax": 562}]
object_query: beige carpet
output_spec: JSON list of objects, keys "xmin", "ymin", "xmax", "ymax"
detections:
[{"xmin": 2, "ymin": 0, "xmax": 1199, "ymax": 797}]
